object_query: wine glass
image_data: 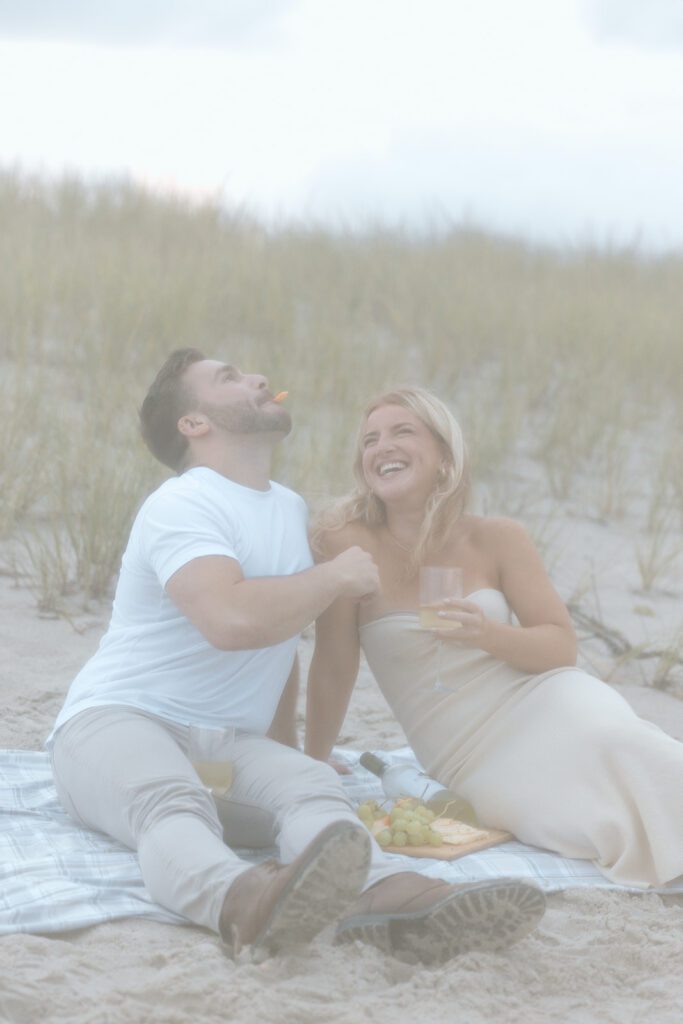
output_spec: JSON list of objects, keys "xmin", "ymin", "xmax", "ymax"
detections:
[
  {"xmin": 419, "ymin": 566, "xmax": 463, "ymax": 691},
  {"xmin": 188, "ymin": 724, "xmax": 236, "ymax": 797}
]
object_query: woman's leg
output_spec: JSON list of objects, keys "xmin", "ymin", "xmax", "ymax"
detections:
[{"xmin": 453, "ymin": 670, "xmax": 683, "ymax": 886}]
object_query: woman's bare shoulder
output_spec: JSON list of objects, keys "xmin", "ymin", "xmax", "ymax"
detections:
[
  {"xmin": 463, "ymin": 515, "xmax": 529, "ymax": 549},
  {"xmin": 316, "ymin": 520, "xmax": 377, "ymax": 559}
]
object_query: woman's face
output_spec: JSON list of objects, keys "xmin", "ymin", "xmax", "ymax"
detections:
[{"xmin": 360, "ymin": 404, "xmax": 445, "ymax": 508}]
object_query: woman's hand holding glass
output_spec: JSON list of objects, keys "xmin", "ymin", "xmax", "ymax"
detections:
[{"xmin": 431, "ymin": 597, "xmax": 492, "ymax": 648}]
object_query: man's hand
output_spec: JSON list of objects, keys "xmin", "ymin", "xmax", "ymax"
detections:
[{"xmin": 328, "ymin": 546, "xmax": 380, "ymax": 601}]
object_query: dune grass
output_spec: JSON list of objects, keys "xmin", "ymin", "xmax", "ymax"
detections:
[{"xmin": 1, "ymin": 168, "xmax": 681, "ymax": 629}]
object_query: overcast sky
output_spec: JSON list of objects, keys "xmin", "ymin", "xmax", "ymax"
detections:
[{"xmin": 1, "ymin": 0, "xmax": 682, "ymax": 249}]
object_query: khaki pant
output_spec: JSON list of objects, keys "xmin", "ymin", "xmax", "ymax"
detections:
[{"xmin": 50, "ymin": 705, "xmax": 401, "ymax": 932}]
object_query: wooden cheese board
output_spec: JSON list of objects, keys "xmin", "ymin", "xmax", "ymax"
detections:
[{"xmin": 384, "ymin": 827, "xmax": 513, "ymax": 860}]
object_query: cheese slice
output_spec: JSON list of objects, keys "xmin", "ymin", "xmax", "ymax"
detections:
[{"xmin": 430, "ymin": 817, "xmax": 492, "ymax": 846}]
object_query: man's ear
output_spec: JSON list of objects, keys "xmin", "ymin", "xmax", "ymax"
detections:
[{"xmin": 177, "ymin": 413, "xmax": 210, "ymax": 438}]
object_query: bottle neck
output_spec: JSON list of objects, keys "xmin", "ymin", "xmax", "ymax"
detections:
[{"xmin": 359, "ymin": 752, "xmax": 388, "ymax": 778}]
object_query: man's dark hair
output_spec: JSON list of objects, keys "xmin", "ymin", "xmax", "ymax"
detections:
[{"xmin": 139, "ymin": 348, "xmax": 205, "ymax": 471}]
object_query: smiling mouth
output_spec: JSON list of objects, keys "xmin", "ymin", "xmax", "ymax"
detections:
[{"xmin": 377, "ymin": 461, "xmax": 408, "ymax": 477}]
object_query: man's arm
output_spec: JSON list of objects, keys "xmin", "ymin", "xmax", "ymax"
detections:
[{"xmin": 165, "ymin": 545, "xmax": 378, "ymax": 650}]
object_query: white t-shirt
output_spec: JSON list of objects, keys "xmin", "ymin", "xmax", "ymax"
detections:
[{"xmin": 47, "ymin": 467, "xmax": 313, "ymax": 744}]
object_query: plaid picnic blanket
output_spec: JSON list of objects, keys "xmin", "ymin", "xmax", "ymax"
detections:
[{"xmin": 1, "ymin": 748, "xmax": 681, "ymax": 935}]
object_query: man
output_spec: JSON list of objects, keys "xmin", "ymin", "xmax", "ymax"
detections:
[{"xmin": 47, "ymin": 349, "xmax": 545, "ymax": 963}]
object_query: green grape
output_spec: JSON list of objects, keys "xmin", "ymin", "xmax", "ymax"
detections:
[
  {"xmin": 391, "ymin": 830, "xmax": 408, "ymax": 847},
  {"xmin": 376, "ymin": 829, "xmax": 392, "ymax": 847},
  {"xmin": 396, "ymin": 797, "xmax": 418, "ymax": 811},
  {"xmin": 388, "ymin": 799, "xmax": 442, "ymax": 842}
]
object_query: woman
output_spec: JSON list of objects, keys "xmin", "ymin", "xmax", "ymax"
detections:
[{"xmin": 305, "ymin": 387, "xmax": 683, "ymax": 888}]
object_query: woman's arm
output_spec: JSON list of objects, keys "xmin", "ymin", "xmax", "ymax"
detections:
[
  {"xmin": 305, "ymin": 524, "xmax": 374, "ymax": 761},
  {"xmin": 437, "ymin": 518, "xmax": 577, "ymax": 674},
  {"xmin": 267, "ymin": 656, "xmax": 300, "ymax": 748},
  {"xmin": 305, "ymin": 594, "xmax": 362, "ymax": 763}
]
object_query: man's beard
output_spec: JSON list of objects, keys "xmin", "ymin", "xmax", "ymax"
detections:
[{"xmin": 200, "ymin": 399, "xmax": 292, "ymax": 437}]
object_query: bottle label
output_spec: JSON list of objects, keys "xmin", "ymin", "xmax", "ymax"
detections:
[
  {"xmin": 413, "ymin": 776, "xmax": 445, "ymax": 801},
  {"xmin": 383, "ymin": 763, "xmax": 444, "ymax": 801}
]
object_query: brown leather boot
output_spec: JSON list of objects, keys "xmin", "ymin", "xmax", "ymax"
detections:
[
  {"xmin": 219, "ymin": 820, "xmax": 371, "ymax": 960},
  {"xmin": 335, "ymin": 871, "xmax": 546, "ymax": 964}
]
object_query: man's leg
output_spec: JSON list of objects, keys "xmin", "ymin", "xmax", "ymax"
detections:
[
  {"xmin": 226, "ymin": 734, "xmax": 407, "ymax": 888},
  {"xmin": 225, "ymin": 735, "xmax": 546, "ymax": 964},
  {"xmin": 51, "ymin": 706, "xmax": 370, "ymax": 952},
  {"xmin": 51, "ymin": 706, "xmax": 252, "ymax": 931}
]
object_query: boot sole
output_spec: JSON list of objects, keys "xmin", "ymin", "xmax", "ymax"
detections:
[
  {"xmin": 335, "ymin": 879, "xmax": 546, "ymax": 964},
  {"xmin": 250, "ymin": 821, "xmax": 371, "ymax": 961}
]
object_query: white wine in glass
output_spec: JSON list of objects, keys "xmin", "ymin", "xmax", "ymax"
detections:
[
  {"xmin": 191, "ymin": 760, "xmax": 234, "ymax": 796},
  {"xmin": 418, "ymin": 566, "xmax": 463, "ymax": 630},
  {"xmin": 419, "ymin": 566, "xmax": 463, "ymax": 691},
  {"xmin": 188, "ymin": 724, "xmax": 235, "ymax": 797}
]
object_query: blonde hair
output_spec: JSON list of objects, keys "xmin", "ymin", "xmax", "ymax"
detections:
[{"xmin": 312, "ymin": 386, "xmax": 470, "ymax": 570}]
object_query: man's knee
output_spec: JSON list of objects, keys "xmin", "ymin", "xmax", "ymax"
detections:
[
  {"xmin": 279, "ymin": 751, "xmax": 351, "ymax": 802},
  {"xmin": 126, "ymin": 776, "xmax": 223, "ymax": 840}
]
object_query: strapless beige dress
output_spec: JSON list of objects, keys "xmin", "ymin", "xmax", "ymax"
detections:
[{"xmin": 360, "ymin": 589, "xmax": 683, "ymax": 888}]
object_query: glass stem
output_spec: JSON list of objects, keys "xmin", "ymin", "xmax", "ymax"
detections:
[{"xmin": 434, "ymin": 638, "xmax": 444, "ymax": 691}]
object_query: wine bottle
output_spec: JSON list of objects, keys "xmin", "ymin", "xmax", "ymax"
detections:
[{"xmin": 359, "ymin": 752, "xmax": 477, "ymax": 824}]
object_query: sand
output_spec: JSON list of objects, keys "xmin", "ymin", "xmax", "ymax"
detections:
[{"xmin": 1, "ymin": 529, "xmax": 683, "ymax": 1024}]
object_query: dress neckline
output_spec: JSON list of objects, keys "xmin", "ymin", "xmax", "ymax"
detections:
[{"xmin": 359, "ymin": 588, "xmax": 506, "ymax": 630}]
